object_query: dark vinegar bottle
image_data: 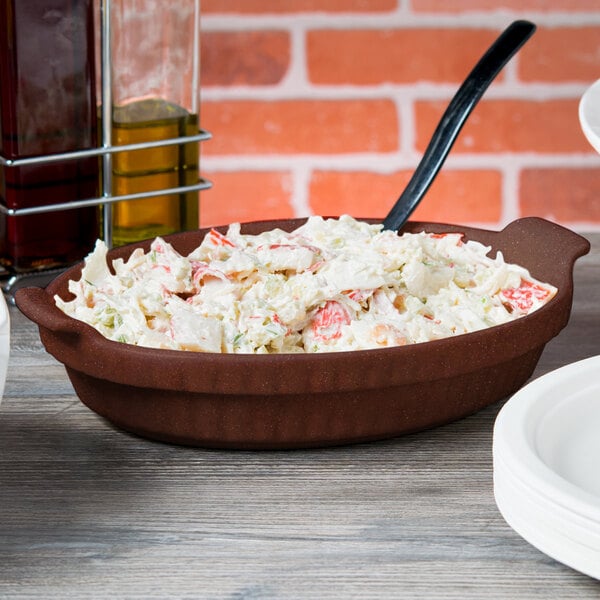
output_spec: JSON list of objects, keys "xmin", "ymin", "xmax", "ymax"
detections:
[{"xmin": 0, "ymin": 0, "xmax": 100, "ymax": 275}]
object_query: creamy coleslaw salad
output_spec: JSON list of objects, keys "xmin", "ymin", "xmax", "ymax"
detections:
[{"xmin": 55, "ymin": 215, "xmax": 557, "ymax": 354}]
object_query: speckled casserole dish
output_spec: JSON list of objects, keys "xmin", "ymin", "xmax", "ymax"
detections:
[{"xmin": 15, "ymin": 217, "xmax": 590, "ymax": 449}]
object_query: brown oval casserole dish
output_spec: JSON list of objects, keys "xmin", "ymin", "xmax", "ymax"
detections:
[{"xmin": 16, "ymin": 217, "xmax": 590, "ymax": 449}]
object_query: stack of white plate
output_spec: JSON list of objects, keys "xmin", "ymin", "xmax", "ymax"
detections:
[
  {"xmin": 579, "ymin": 78, "xmax": 600, "ymax": 154},
  {"xmin": 0, "ymin": 292, "xmax": 9, "ymax": 405},
  {"xmin": 493, "ymin": 355, "xmax": 600, "ymax": 580}
]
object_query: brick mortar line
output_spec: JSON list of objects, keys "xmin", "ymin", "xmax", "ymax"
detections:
[
  {"xmin": 285, "ymin": 166, "xmax": 311, "ymax": 218},
  {"xmin": 201, "ymin": 153, "xmax": 600, "ymax": 171},
  {"xmin": 283, "ymin": 23, "xmax": 308, "ymax": 88},
  {"xmin": 501, "ymin": 162, "xmax": 521, "ymax": 224},
  {"xmin": 398, "ymin": 97, "xmax": 415, "ymax": 160},
  {"xmin": 201, "ymin": 13, "xmax": 600, "ymax": 31},
  {"xmin": 201, "ymin": 84, "xmax": 594, "ymax": 102}
]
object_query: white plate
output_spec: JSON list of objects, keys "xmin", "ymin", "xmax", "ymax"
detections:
[
  {"xmin": 0, "ymin": 293, "xmax": 9, "ymax": 405},
  {"xmin": 579, "ymin": 79, "xmax": 600, "ymax": 154},
  {"xmin": 493, "ymin": 356, "xmax": 600, "ymax": 580}
]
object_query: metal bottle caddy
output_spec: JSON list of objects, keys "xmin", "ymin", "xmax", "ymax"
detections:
[{"xmin": 0, "ymin": 0, "xmax": 211, "ymax": 299}]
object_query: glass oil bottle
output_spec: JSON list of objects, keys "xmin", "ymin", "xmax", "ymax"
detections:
[
  {"xmin": 108, "ymin": 0, "xmax": 200, "ymax": 246},
  {"xmin": 0, "ymin": 0, "xmax": 100, "ymax": 275}
]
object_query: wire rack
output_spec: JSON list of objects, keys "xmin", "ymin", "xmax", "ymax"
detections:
[{"xmin": 1, "ymin": 0, "xmax": 211, "ymax": 299}]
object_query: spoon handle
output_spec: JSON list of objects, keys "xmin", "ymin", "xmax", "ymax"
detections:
[{"xmin": 382, "ymin": 20, "xmax": 536, "ymax": 232}]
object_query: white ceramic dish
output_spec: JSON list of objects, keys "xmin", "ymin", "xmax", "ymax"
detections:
[
  {"xmin": 579, "ymin": 78, "xmax": 600, "ymax": 154},
  {"xmin": 0, "ymin": 293, "xmax": 10, "ymax": 405},
  {"xmin": 493, "ymin": 355, "xmax": 600, "ymax": 580}
]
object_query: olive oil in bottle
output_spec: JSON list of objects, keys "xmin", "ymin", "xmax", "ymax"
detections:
[
  {"xmin": 111, "ymin": 99, "xmax": 199, "ymax": 246},
  {"xmin": 108, "ymin": 0, "xmax": 200, "ymax": 246}
]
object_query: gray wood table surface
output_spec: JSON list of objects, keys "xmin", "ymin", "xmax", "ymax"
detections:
[{"xmin": 1, "ymin": 233, "xmax": 599, "ymax": 599}]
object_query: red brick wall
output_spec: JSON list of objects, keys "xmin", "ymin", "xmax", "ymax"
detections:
[{"xmin": 199, "ymin": 0, "xmax": 600, "ymax": 231}]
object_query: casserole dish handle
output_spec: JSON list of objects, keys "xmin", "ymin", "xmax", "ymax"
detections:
[
  {"xmin": 15, "ymin": 286, "xmax": 84, "ymax": 337},
  {"xmin": 497, "ymin": 217, "xmax": 590, "ymax": 283}
]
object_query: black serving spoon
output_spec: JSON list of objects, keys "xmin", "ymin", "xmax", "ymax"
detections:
[{"xmin": 382, "ymin": 20, "xmax": 536, "ymax": 232}]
